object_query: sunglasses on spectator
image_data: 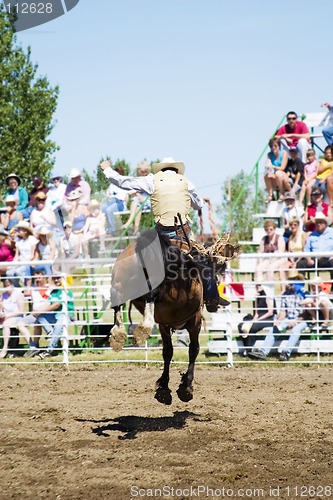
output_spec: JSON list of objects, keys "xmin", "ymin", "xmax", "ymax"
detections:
[
  {"xmin": 287, "ymin": 116, "xmax": 297, "ymax": 121},
  {"xmin": 36, "ymin": 198, "xmax": 46, "ymax": 202},
  {"xmin": 289, "ymin": 223, "xmax": 299, "ymax": 227}
]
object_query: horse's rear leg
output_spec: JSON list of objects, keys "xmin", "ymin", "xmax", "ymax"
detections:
[
  {"xmin": 177, "ymin": 312, "xmax": 201, "ymax": 402},
  {"xmin": 155, "ymin": 325, "xmax": 173, "ymax": 405},
  {"xmin": 110, "ymin": 307, "xmax": 127, "ymax": 352},
  {"xmin": 133, "ymin": 302, "xmax": 154, "ymax": 346}
]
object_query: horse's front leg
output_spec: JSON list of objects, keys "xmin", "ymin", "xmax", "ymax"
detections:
[
  {"xmin": 109, "ymin": 306, "xmax": 127, "ymax": 352},
  {"xmin": 155, "ymin": 324, "xmax": 173, "ymax": 405},
  {"xmin": 133, "ymin": 301, "xmax": 154, "ymax": 346},
  {"xmin": 177, "ymin": 311, "xmax": 201, "ymax": 402}
]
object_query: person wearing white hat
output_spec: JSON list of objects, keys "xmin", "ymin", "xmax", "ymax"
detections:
[
  {"xmin": 100, "ymin": 157, "xmax": 222, "ymax": 312},
  {"xmin": 4, "ymin": 173, "xmax": 29, "ymax": 213},
  {"xmin": 296, "ymin": 212, "xmax": 333, "ymax": 279},
  {"xmin": 64, "ymin": 168, "xmax": 91, "ymax": 209}
]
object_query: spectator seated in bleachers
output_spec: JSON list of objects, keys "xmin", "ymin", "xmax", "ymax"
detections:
[
  {"xmin": 298, "ymin": 149, "xmax": 319, "ymax": 206},
  {"xmin": 281, "ymin": 192, "xmax": 304, "ymax": 243},
  {"xmin": 285, "ymin": 146, "xmax": 304, "ymax": 194},
  {"xmin": 303, "ymin": 187, "xmax": 332, "ymax": 232},
  {"xmin": 29, "ymin": 191, "xmax": 57, "ymax": 236},
  {"xmin": 64, "ymin": 168, "xmax": 91, "ymax": 210},
  {"xmin": 248, "ymin": 274, "xmax": 309, "ymax": 362},
  {"xmin": 287, "ymin": 216, "xmax": 308, "ymax": 270},
  {"xmin": 6, "ymin": 220, "xmax": 38, "ymax": 290},
  {"xmin": 264, "ymin": 138, "xmax": 290, "ymax": 203},
  {"xmin": 58, "ymin": 220, "xmax": 80, "ymax": 263},
  {"xmin": 21, "ymin": 175, "xmax": 50, "ymax": 219},
  {"xmin": 0, "ymin": 277, "xmax": 32, "ymax": 358},
  {"xmin": 32, "ymin": 227, "xmax": 57, "ymax": 279},
  {"xmin": 31, "ymin": 274, "xmax": 75, "ymax": 359},
  {"xmin": 0, "ymin": 225, "xmax": 15, "ymax": 277},
  {"xmin": 46, "ymin": 174, "xmax": 66, "ymax": 227},
  {"xmin": 0, "ymin": 196, "xmax": 23, "ymax": 231},
  {"xmin": 296, "ymin": 212, "xmax": 333, "ymax": 280},
  {"xmin": 66, "ymin": 190, "xmax": 88, "ymax": 256},
  {"xmin": 301, "ymin": 276, "xmax": 333, "ymax": 330},
  {"xmin": 122, "ymin": 160, "xmax": 152, "ymax": 236},
  {"xmin": 321, "ymin": 102, "xmax": 333, "ymax": 146},
  {"xmin": 82, "ymin": 200, "xmax": 106, "ymax": 257},
  {"xmin": 101, "ymin": 165, "xmax": 129, "ymax": 235},
  {"xmin": 17, "ymin": 270, "xmax": 50, "ymax": 354},
  {"xmin": 314, "ymin": 146, "xmax": 333, "ymax": 201},
  {"xmin": 255, "ymin": 219, "xmax": 288, "ymax": 292},
  {"xmin": 275, "ymin": 111, "xmax": 311, "ymax": 163},
  {"xmin": 4, "ymin": 173, "xmax": 28, "ymax": 214},
  {"xmin": 237, "ymin": 284, "xmax": 275, "ymax": 356}
]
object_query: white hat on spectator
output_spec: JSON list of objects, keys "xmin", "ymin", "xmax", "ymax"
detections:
[
  {"xmin": 0, "ymin": 224, "xmax": 9, "ymax": 236},
  {"xmin": 15, "ymin": 220, "xmax": 34, "ymax": 235},
  {"xmin": 69, "ymin": 168, "xmax": 81, "ymax": 178},
  {"xmin": 67, "ymin": 189, "xmax": 82, "ymax": 201},
  {"xmin": 314, "ymin": 212, "xmax": 331, "ymax": 225},
  {"xmin": 37, "ymin": 227, "xmax": 51, "ymax": 236},
  {"xmin": 4, "ymin": 195, "xmax": 18, "ymax": 205},
  {"xmin": 5, "ymin": 173, "xmax": 22, "ymax": 186}
]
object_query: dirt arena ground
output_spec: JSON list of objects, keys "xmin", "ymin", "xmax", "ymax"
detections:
[{"xmin": 1, "ymin": 364, "xmax": 332, "ymax": 500}]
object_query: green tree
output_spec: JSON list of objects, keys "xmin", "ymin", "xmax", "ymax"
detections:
[
  {"xmin": 0, "ymin": 7, "xmax": 59, "ymax": 191},
  {"xmin": 217, "ymin": 170, "xmax": 265, "ymax": 242}
]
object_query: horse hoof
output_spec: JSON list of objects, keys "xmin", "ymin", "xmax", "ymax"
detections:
[
  {"xmin": 133, "ymin": 324, "xmax": 151, "ymax": 346},
  {"xmin": 154, "ymin": 388, "xmax": 172, "ymax": 405},
  {"xmin": 110, "ymin": 325, "xmax": 127, "ymax": 352},
  {"xmin": 176, "ymin": 385, "xmax": 193, "ymax": 403}
]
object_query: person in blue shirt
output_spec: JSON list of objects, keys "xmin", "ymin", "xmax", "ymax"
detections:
[
  {"xmin": 248, "ymin": 274, "xmax": 309, "ymax": 362},
  {"xmin": 296, "ymin": 212, "xmax": 333, "ymax": 279},
  {"xmin": 4, "ymin": 174, "xmax": 29, "ymax": 213}
]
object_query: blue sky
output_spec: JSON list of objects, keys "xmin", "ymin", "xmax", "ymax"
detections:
[{"xmin": 15, "ymin": 0, "xmax": 332, "ymax": 221}]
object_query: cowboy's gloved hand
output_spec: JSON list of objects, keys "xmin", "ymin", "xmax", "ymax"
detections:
[{"xmin": 100, "ymin": 160, "xmax": 111, "ymax": 171}]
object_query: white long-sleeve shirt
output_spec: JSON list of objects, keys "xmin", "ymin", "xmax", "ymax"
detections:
[{"xmin": 102, "ymin": 167, "xmax": 204, "ymax": 211}]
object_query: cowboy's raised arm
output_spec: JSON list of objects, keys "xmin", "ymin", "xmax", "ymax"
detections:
[{"xmin": 100, "ymin": 160, "xmax": 153, "ymax": 195}]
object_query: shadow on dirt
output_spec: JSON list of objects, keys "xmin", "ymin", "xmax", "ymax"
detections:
[{"xmin": 76, "ymin": 410, "xmax": 200, "ymax": 440}]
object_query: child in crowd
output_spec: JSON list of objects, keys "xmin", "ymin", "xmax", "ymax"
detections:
[
  {"xmin": 285, "ymin": 147, "xmax": 304, "ymax": 193},
  {"xmin": 281, "ymin": 192, "xmax": 304, "ymax": 242},
  {"xmin": 315, "ymin": 145, "xmax": 333, "ymax": 199},
  {"xmin": 82, "ymin": 200, "xmax": 106, "ymax": 257},
  {"xmin": 299, "ymin": 149, "xmax": 319, "ymax": 205}
]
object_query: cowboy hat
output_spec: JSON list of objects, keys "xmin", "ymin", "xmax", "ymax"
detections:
[
  {"xmin": 4, "ymin": 195, "xmax": 18, "ymax": 205},
  {"xmin": 67, "ymin": 189, "xmax": 82, "ymax": 201},
  {"xmin": 152, "ymin": 157, "xmax": 185, "ymax": 175},
  {"xmin": 69, "ymin": 168, "xmax": 81, "ymax": 178},
  {"xmin": 88, "ymin": 199, "xmax": 100, "ymax": 209},
  {"xmin": 34, "ymin": 191, "xmax": 47, "ymax": 200},
  {"xmin": 5, "ymin": 173, "xmax": 22, "ymax": 186},
  {"xmin": 0, "ymin": 224, "xmax": 9, "ymax": 236},
  {"xmin": 314, "ymin": 212, "xmax": 332, "ymax": 225},
  {"xmin": 15, "ymin": 220, "xmax": 34, "ymax": 235},
  {"xmin": 37, "ymin": 226, "xmax": 50, "ymax": 236}
]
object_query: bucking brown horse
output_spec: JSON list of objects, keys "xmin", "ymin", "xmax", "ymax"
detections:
[{"xmin": 109, "ymin": 229, "xmax": 238, "ymax": 405}]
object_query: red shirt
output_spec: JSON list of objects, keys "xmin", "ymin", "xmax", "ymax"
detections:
[
  {"xmin": 276, "ymin": 121, "xmax": 310, "ymax": 146},
  {"xmin": 0, "ymin": 242, "xmax": 15, "ymax": 262},
  {"xmin": 306, "ymin": 202, "xmax": 329, "ymax": 232}
]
